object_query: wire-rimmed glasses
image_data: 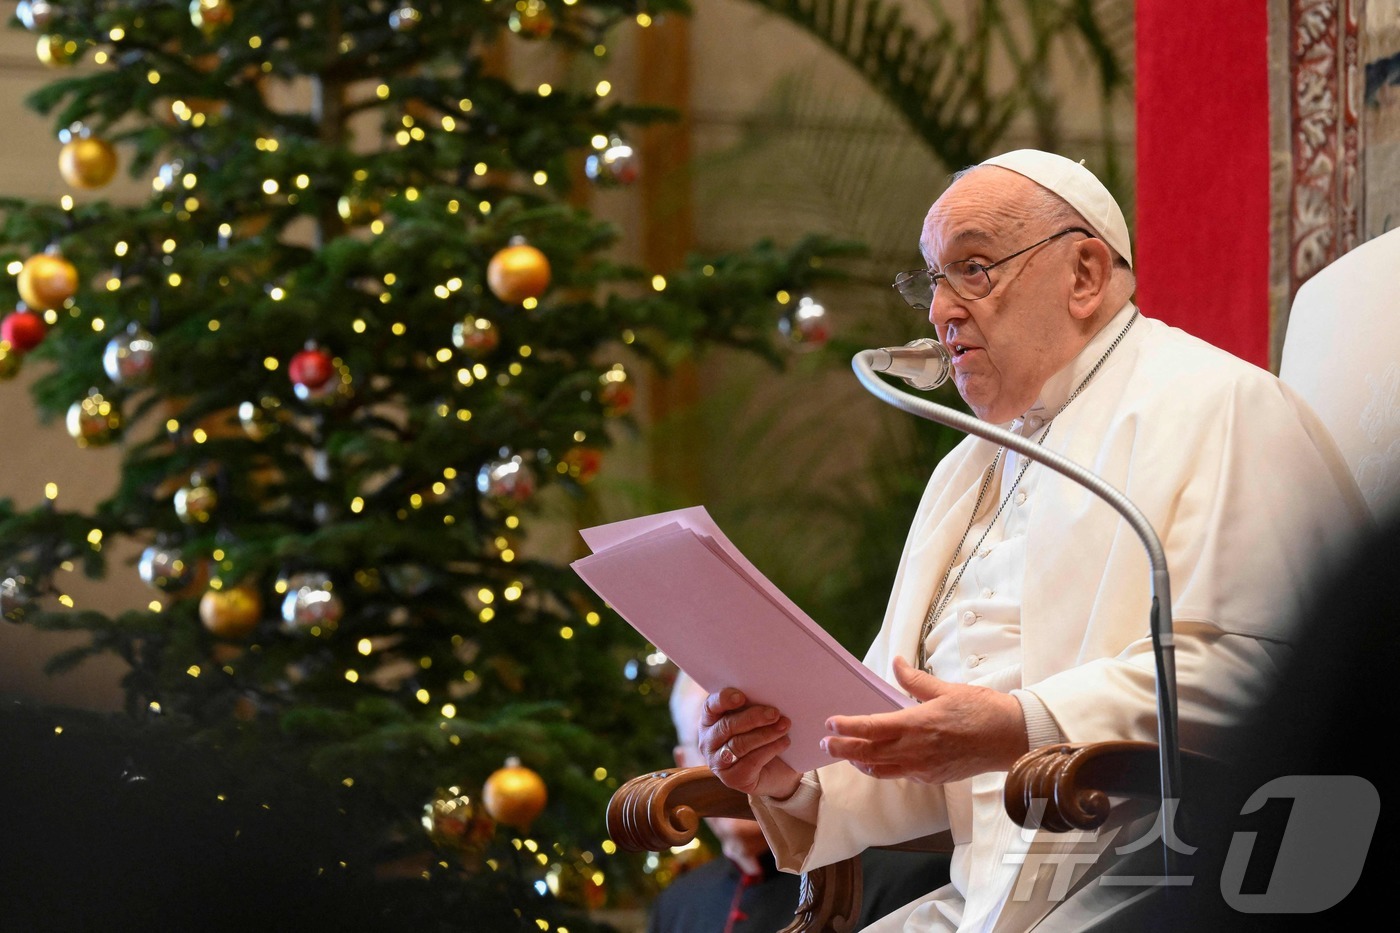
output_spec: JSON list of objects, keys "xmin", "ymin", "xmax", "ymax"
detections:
[{"xmin": 893, "ymin": 227, "xmax": 1094, "ymax": 309}]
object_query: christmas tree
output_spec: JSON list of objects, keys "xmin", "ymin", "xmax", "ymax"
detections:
[{"xmin": 0, "ymin": 1, "xmax": 851, "ymax": 928}]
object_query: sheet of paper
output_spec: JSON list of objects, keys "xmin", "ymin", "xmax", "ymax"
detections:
[{"xmin": 573, "ymin": 508, "xmax": 912, "ymax": 773}]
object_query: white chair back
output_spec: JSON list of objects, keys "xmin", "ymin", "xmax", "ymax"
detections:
[{"xmin": 1279, "ymin": 227, "xmax": 1400, "ymax": 517}]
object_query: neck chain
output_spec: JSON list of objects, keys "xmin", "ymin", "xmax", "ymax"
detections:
[{"xmin": 914, "ymin": 310, "xmax": 1139, "ymax": 671}]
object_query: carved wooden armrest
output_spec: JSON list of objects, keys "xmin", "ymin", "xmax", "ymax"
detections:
[
  {"xmin": 1004, "ymin": 741, "xmax": 1218, "ymax": 833},
  {"xmin": 606, "ymin": 765, "xmax": 753, "ymax": 852}
]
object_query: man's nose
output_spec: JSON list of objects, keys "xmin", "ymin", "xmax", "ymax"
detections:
[{"xmin": 929, "ymin": 283, "xmax": 968, "ymax": 331}]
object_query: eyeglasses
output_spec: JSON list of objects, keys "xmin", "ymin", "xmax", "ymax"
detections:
[{"xmin": 892, "ymin": 226, "xmax": 1094, "ymax": 309}]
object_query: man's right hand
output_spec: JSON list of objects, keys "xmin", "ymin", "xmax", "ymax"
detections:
[{"xmin": 698, "ymin": 688, "xmax": 802, "ymax": 799}]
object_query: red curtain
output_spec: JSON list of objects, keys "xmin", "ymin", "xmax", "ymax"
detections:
[{"xmin": 1135, "ymin": 0, "xmax": 1271, "ymax": 368}]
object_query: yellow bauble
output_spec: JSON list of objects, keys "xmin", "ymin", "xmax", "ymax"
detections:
[
  {"xmin": 199, "ymin": 584, "xmax": 262, "ymax": 639},
  {"xmin": 486, "ymin": 241, "xmax": 551, "ymax": 305},
  {"xmin": 483, "ymin": 758, "xmax": 547, "ymax": 830},
  {"xmin": 190, "ymin": 0, "xmax": 234, "ymax": 35},
  {"xmin": 59, "ymin": 138, "xmax": 119, "ymax": 189},
  {"xmin": 36, "ymin": 34, "xmax": 78, "ymax": 67},
  {"xmin": 17, "ymin": 252, "xmax": 79, "ymax": 311}
]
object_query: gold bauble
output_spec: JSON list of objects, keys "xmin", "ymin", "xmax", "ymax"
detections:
[
  {"xmin": 65, "ymin": 391, "xmax": 123, "ymax": 447},
  {"xmin": 190, "ymin": 0, "xmax": 234, "ymax": 36},
  {"xmin": 17, "ymin": 252, "xmax": 78, "ymax": 311},
  {"xmin": 199, "ymin": 583, "xmax": 262, "ymax": 639},
  {"xmin": 482, "ymin": 758, "xmax": 547, "ymax": 830},
  {"xmin": 486, "ymin": 241, "xmax": 551, "ymax": 305},
  {"xmin": 337, "ymin": 192, "xmax": 381, "ymax": 226},
  {"xmin": 0, "ymin": 344, "xmax": 22, "ymax": 381},
  {"xmin": 36, "ymin": 35, "xmax": 79, "ymax": 67},
  {"xmin": 175, "ymin": 479, "xmax": 218, "ymax": 524},
  {"xmin": 59, "ymin": 138, "xmax": 119, "ymax": 189},
  {"xmin": 422, "ymin": 788, "xmax": 497, "ymax": 856}
]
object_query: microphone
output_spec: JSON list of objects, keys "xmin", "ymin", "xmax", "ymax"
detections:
[{"xmin": 868, "ymin": 338, "xmax": 954, "ymax": 391}]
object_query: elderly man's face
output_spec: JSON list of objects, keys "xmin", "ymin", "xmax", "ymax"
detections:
[{"xmin": 920, "ymin": 168, "xmax": 1085, "ymax": 423}]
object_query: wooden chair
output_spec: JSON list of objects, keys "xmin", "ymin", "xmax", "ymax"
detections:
[{"xmin": 607, "ymin": 227, "xmax": 1400, "ymax": 932}]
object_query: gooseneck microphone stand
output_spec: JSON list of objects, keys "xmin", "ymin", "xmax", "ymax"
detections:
[{"xmin": 854, "ymin": 345, "xmax": 1182, "ymax": 880}]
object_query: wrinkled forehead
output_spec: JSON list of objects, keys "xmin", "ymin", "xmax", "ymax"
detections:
[{"xmin": 919, "ymin": 168, "xmax": 1033, "ymax": 262}]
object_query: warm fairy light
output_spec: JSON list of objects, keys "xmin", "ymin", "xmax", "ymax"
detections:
[
  {"xmin": 505, "ymin": 515, "xmax": 520, "ymax": 529},
  {"xmin": 357, "ymin": 638, "xmax": 372, "ymax": 655},
  {"xmin": 352, "ymin": 319, "xmax": 367, "ymax": 334},
  {"xmin": 446, "ymin": 276, "xmax": 463, "ymax": 292},
  {"xmin": 376, "ymin": 84, "xmax": 390, "ymax": 100},
  {"xmin": 477, "ymin": 588, "xmax": 495, "ymax": 604},
  {"xmin": 149, "ymin": 701, "xmax": 162, "ymax": 714},
  {"xmin": 441, "ymin": 115, "xmax": 456, "ymax": 131},
  {"xmin": 6, "ymin": 260, "xmax": 21, "ymax": 275},
  {"xmin": 148, "ymin": 600, "xmax": 162, "ymax": 612},
  {"xmin": 479, "ymin": 201, "xmax": 492, "ymax": 215},
  {"xmin": 601, "ymin": 841, "xmax": 617, "ymax": 855},
  {"xmin": 192, "ymin": 428, "xmax": 208, "ymax": 444},
  {"xmin": 165, "ymin": 418, "xmax": 180, "ymax": 433},
  {"xmin": 459, "ymin": 98, "xmax": 473, "ymax": 111},
  {"xmin": 585, "ymin": 611, "xmax": 601, "ymax": 625},
  {"xmin": 249, "ymin": 35, "xmax": 262, "ymax": 48},
  {"xmin": 60, "ymin": 195, "xmax": 73, "ymax": 211},
  {"xmin": 342, "ymin": 778, "xmax": 354, "ymax": 787},
  {"xmin": 473, "ymin": 162, "xmax": 488, "ymax": 176},
  {"xmin": 637, "ymin": 13, "xmax": 653, "ymax": 26},
  {"xmin": 45, "ymin": 309, "xmax": 60, "ymax": 324},
  {"xmin": 345, "ymin": 670, "xmax": 359, "ymax": 683},
  {"xmin": 147, "ymin": 69, "xmax": 161, "ymax": 84},
  {"xmin": 395, "ymin": 130, "xmax": 410, "ymax": 146},
  {"xmin": 295, "ymin": 174, "xmax": 310, "ymax": 189},
  {"xmin": 409, "ymin": 493, "xmax": 423, "ymax": 509},
  {"xmin": 521, "ymin": 297, "xmax": 538, "ymax": 310},
  {"xmin": 405, "ymin": 186, "xmax": 420, "ymax": 201},
  {"xmin": 370, "ymin": 219, "xmax": 385, "ymax": 234},
  {"xmin": 508, "ymin": 362, "xmax": 523, "ymax": 376},
  {"xmin": 572, "ymin": 430, "xmax": 586, "ymax": 442},
  {"xmin": 434, "ymin": 285, "xmax": 449, "ymax": 299},
  {"xmin": 94, "ymin": 50, "xmax": 108, "ymax": 64},
  {"xmin": 776, "ymin": 289, "xmax": 791, "ymax": 304},
  {"xmin": 415, "ymin": 689, "xmax": 430, "ymax": 704},
  {"xmin": 472, "ymin": 363, "xmax": 487, "ymax": 379},
  {"xmin": 212, "ymin": 549, "xmax": 225, "ymax": 561},
  {"xmin": 208, "ymin": 320, "xmax": 220, "ymax": 332},
  {"xmin": 218, "ymin": 222, "xmax": 232, "ymax": 239},
  {"xmin": 45, "ymin": 483, "xmax": 58, "ymax": 500},
  {"xmin": 532, "ymin": 171, "xmax": 548, "ymax": 186},
  {"xmin": 183, "ymin": 174, "xmax": 198, "ymax": 189},
  {"xmin": 269, "ymin": 287, "xmax": 285, "ymax": 301},
  {"xmin": 456, "ymin": 409, "xmax": 471, "ymax": 421},
  {"xmin": 560, "ymin": 626, "xmax": 574, "ymax": 640},
  {"xmin": 264, "ymin": 357, "xmax": 279, "ymax": 370},
  {"xmin": 350, "ymin": 497, "xmax": 364, "ymax": 513},
  {"xmin": 500, "ymin": 549, "xmax": 515, "ymax": 563},
  {"xmin": 622, "ymin": 329, "xmax": 636, "ymax": 344},
  {"xmin": 106, "ymin": 278, "xmax": 121, "ymax": 292},
  {"xmin": 593, "ymin": 767, "xmax": 607, "ymax": 781},
  {"xmin": 419, "ymin": 657, "xmax": 432, "ymax": 670},
  {"xmin": 262, "ymin": 179, "xmax": 279, "ymax": 195},
  {"xmin": 391, "ymin": 322, "xmax": 406, "ymax": 335},
  {"xmin": 87, "ymin": 528, "xmax": 103, "ymax": 546},
  {"xmin": 537, "ymin": 84, "xmax": 552, "ymax": 97},
  {"xmin": 434, "ymin": 348, "xmax": 452, "ymax": 363},
  {"xmin": 479, "ymin": 607, "xmax": 495, "ymax": 622},
  {"xmin": 596, "ymin": 81, "xmax": 612, "ymax": 97},
  {"xmin": 91, "ymin": 318, "xmax": 105, "ymax": 332},
  {"xmin": 441, "ymin": 704, "xmax": 456, "ymax": 718},
  {"xmin": 651, "ymin": 275, "xmax": 667, "ymax": 291},
  {"xmin": 57, "ymin": 594, "xmax": 74, "ymax": 608},
  {"xmin": 595, "ymin": 44, "xmax": 607, "ymax": 56},
  {"xmin": 109, "ymin": 26, "xmax": 126, "ymax": 40},
  {"xmin": 410, "ymin": 127, "xmax": 425, "ymax": 141},
  {"xmin": 456, "ymin": 368, "xmax": 473, "ymax": 386},
  {"xmin": 447, "ymin": 199, "xmax": 461, "ymax": 214},
  {"xmin": 187, "ymin": 665, "xmax": 202, "ymax": 677},
  {"xmin": 504, "ymin": 583, "xmax": 522, "ymax": 601}
]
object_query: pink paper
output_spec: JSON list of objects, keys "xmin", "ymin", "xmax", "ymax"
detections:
[{"xmin": 573, "ymin": 508, "xmax": 911, "ymax": 773}]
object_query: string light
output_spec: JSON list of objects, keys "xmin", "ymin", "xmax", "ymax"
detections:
[
  {"xmin": 651, "ymin": 275, "xmax": 666, "ymax": 291},
  {"xmin": 595, "ymin": 81, "xmax": 611, "ymax": 97}
]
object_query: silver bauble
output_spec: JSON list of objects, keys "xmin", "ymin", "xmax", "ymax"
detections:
[
  {"xmin": 103, "ymin": 324, "xmax": 156, "ymax": 387},
  {"xmin": 138, "ymin": 545, "xmax": 197, "ymax": 593},
  {"xmin": 175, "ymin": 476, "xmax": 217, "ymax": 524},
  {"xmin": 280, "ymin": 573, "xmax": 344, "ymax": 633},
  {"xmin": 17, "ymin": 1, "xmax": 54, "ymax": 32},
  {"xmin": 1, "ymin": 575, "xmax": 31, "ymax": 623},
  {"xmin": 476, "ymin": 453, "xmax": 536, "ymax": 504},
  {"xmin": 388, "ymin": 5, "xmax": 422, "ymax": 30},
  {"xmin": 777, "ymin": 296, "xmax": 831, "ymax": 351},
  {"xmin": 585, "ymin": 137, "xmax": 640, "ymax": 187},
  {"xmin": 66, "ymin": 390, "xmax": 123, "ymax": 447},
  {"xmin": 451, "ymin": 317, "xmax": 499, "ymax": 358}
]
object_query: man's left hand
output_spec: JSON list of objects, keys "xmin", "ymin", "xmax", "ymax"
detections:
[{"xmin": 821, "ymin": 657, "xmax": 1029, "ymax": 783}]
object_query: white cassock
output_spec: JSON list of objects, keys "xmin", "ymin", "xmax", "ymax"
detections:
[{"xmin": 750, "ymin": 302, "xmax": 1369, "ymax": 932}]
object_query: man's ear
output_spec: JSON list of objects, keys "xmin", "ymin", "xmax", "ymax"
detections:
[{"xmin": 1068, "ymin": 236, "xmax": 1114, "ymax": 320}]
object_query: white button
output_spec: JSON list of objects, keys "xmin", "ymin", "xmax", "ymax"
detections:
[
  {"xmin": 966, "ymin": 655, "xmax": 985, "ymax": 669},
  {"xmin": 980, "ymin": 587, "xmax": 993, "ymax": 599},
  {"xmin": 961, "ymin": 610, "xmax": 977, "ymax": 626},
  {"xmin": 1015, "ymin": 490, "xmax": 1028, "ymax": 506}
]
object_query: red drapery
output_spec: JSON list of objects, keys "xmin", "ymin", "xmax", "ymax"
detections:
[{"xmin": 1135, "ymin": 0, "xmax": 1271, "ymax": 368}]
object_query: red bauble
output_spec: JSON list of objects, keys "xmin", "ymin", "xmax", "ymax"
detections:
[
  {"xmin": 289, "ymin": 346, "xmax": 335, "ymax": 389},
  {"xmin": 1, "ymin": 310, "xmax": 47, "ymax": 352}
]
